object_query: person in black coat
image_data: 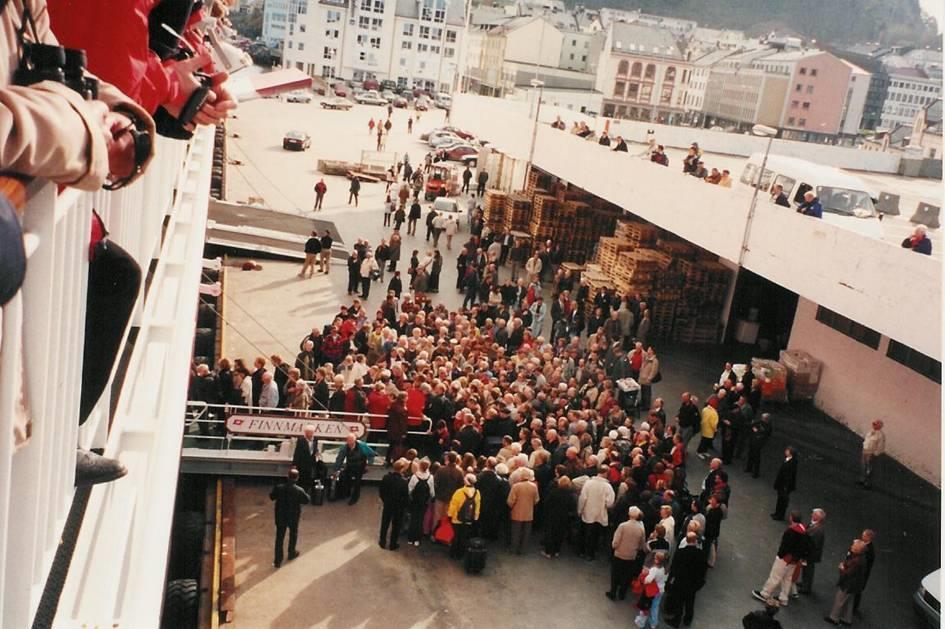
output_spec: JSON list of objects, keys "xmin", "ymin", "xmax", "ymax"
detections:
[
  {"xmin": 746, "ymin": 413, "xmax": 772, "ymax": 478},
  {"xmin": 456, "ymin": 418, "xmax": 482, "ymax": 455},
  {"xmin": 270, "ymin": 469, "xmax": 310, "ymax": 567},
  {"xmin": 334, "ymin": 434, "xmax": 368, "ymax": 505},
  {"xmin": 292, "ymin": 425, "xmax": 321, "ymax": 496},
  {"xmin": 771, "ymin": 447, "xmax": 798, "ymax": 521},
  {"xmin": 378, "ymin": 460, "xmax": 410, "ymax": 550},
  {"xmin": 665, "ymin": 532, "xmax": 708, "ymax": 626},
  {"xmin": 541, "ymin": 476, "xmax": 577, "ymax": 557},
  {"xmin": 476, "ymin": 463, "xmax": 501, "ymax": 540},
  {"xmin": 742, "ymin": 600, "xmax": 783, "ymax": 629}
]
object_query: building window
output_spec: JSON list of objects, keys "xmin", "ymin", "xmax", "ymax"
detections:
[
  {"xmin": 791, "ymin": 100, "xmax": 799, "ymax": 108},
  {"xmin": 799, "ymin": 67, "xmax": 807, "ymax": 75},
  {"xmin": 397, "ymin": 76, "xmax": 408, "ymax": 87},
  {"xmin": 582, "ymin": 55, "xmax": 587, "ymax": 62},
  {"xmin": 322, "ymin": 65, "xmax": 335, "ymax": 78},
  {"xmin": 417, "ymin": 43, "xmax": 428, "ymax": 52},
  {"xmin": 298, "ymin": 42, "xmax": 304, "ymax": 51},
  {"xmin": 360, "ymin": 0, "xmax": 371, "ymax": 9},
  {"xmin": 433, "ymin": 0, "xmax": 445, "ymax": 22},
  {"xmin": 299, "ymin": 23, "xmax": 306, "ymax": 32},
  {"xmin": 787, "ymin": 116, "xmax": 795, "ymax": 125},
  {"xmin": 374, "ymin": 0, "xmax": 384, "ymax": 11},
  {"xmin": 358, "ymin": 16, "xmax": 370, "ymax": 28},
  {"xmin": 631, "ymin": 62, "xmax": 642, "ymax": 78},
  {"xmin": 403, "ymin": 23, "xmax": 414, "ymax": 36},
  {"xmin": 665, "ymin": 66, "xmax": 676, "ymax": 82},
  {"xmin": 371, "ymin": 18, "xmax": 382, "ymax": 29},
  {"xmin": 419, "ymin": 25, "xmax": 430, "ymax": 39},
  {"xmin": 430, "ymin": 45, "xmax": 440, "ymax": 54},
  {"xmin": 402, "ymin": 41, "xmax": 412, "ymax": 49},
  {"xmin": 802, "ymin": 102, "xmax": 810, "ymax": 109},
  {"xmin": 421, "ymin": 0, "xmax": 432, "ymax": 20},
  {"xmin": 626, "ymin": 82, "xmax": 639, "ymax": 100},
  {"xmin": 810, "ymin": 68, "xmax": 817, "ymax": 76},
  {"xmin": 446, "ymin": 30, "xmax": 457, "ymax": 43},
  {"xmin": 660, "ymin": 85, "xmax": 672, "ymax": 104},
  {"xmin": 370, "ymin": 37, "xmax": 381, "ymax": 49},
  {"xmin": 431, "ymin": 27, "xmax": 442, "ymax": 40},
  {"xmin": 323, "ymin": 47, "xmax": 336, "ymax": 59},
  {"xmin": 806, "ymin": 85, "xmax": 814, "ymax": 94},
  {"xmin": 419, "ymin": 60, "xmax": 426, "ymax": 70},
  {"xmin": 359, "ymin": 51, "xmax": 367, "ymax": 61},
  {"xmin": 644, "ymin": 64, "xmax": 656, "ymax": 80},
  {"xmin": 815, "ymin": 306, "xmax": 881, "ymax": 349},
  {"xmin": 287, "ymin": 41, "xmax": 293, "ymax": 48},
  {"xmin": 570, "ymin": 53, "xmax": 574, "ymax": 60},
  {"xmin": 887, "ymin": 340, "xmax": 941, "ymax": 383},
  {"xmin": 327, "ymin": 10, "xmax": 340, "ymax": 22},
  {"xmin": 798, "ymin": 118, "xmax": 807, "ymax": 126},
  {"xmin": 357, "ymin": 34, "xmax": 366, "ymax": 44},
  {"xmin": 400, "ymin": 57, "xmax": 406, "ymax": 66},
  {"xmin": 445, "ymin": 47, "xmax": 454, "ymax": 57},
  {"xmin": 618, "ymin": 60, "xmax": 629, "ymax": 75},
  {"xmin": 614, "ymin": 80, "xmax": 625, "ymax": 98},
  {"xmin": 639, "ymin": 83, "xmax": 652, "ymax": 101},
  {"xmin": 795, "ymin": 83, "xmax": 802, "ymax": 92}
]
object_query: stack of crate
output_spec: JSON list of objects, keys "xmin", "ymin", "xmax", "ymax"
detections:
[
  {"xmin": 581, "ymin": 264, "xmax": 616, "ymax": 317},
  {"xmin": 483, "ymin": 190, "xmax": 507, "ymax": 231},
  {"xmin": 529, "ymin": 193, "xmax": 561, "ymax": 240},
  {"xmin": 503, "ymin": 193, "xmax": 532, "ymax": 232}
]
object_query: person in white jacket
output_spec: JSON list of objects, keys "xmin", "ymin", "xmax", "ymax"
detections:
[
  {"xmin": 635, "ymin": 551, "xmax": 668, "ymax": 628},
  {"xmin": 359, "ymin": 252, "xmax": 379, "ymax": 300},
  {"xmin": 406, "ymin": 459, "xmax": 435, "ymax": 546},
  {"xmin": 444, "ymin": 216, "xmax": 458, "ymax": 250},
  {"xmin": 858, "ymin": 419, "xmax": 886, "ymax": 489},
  {"xmin": 577, "ymin": 465, "xmax": 615, "ymax": 560}
]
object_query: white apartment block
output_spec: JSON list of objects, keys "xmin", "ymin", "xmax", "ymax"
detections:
[
  {"xmin": 880, "ymin": 68, "xmax": 943, "ymax": 130},
  {"xmin": 282, "ymin": 0, "xmax": 465, "ymax": 90},
  {"xmin": 262, "ymin": 0, "xmax": 304, "ymax": 47}
]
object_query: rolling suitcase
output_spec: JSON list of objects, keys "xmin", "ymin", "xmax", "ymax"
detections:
[
  {"xmin": 326, "ymin": 475, "xmax": 340, "ymax": 502},
  {"xmin": 464, "ymin": 537, "xmax": 487, "ymax": 575},
  {"xmin": 311, "ymin": 480, "xmax": 325, "ymax": 506}
]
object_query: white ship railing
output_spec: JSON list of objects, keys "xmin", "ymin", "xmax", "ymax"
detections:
[{"xmin": 0, "ymin": 128, "xmax": 211, "ymax": 628}]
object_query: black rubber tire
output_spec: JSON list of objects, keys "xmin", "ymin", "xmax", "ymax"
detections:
[
  {"xmin": 161, "ymin": 578, "xmax": 199, "ymax": 629},
  {"xmin": 169, "ymin": 511, "xmax": 206, "ymax": 580}
]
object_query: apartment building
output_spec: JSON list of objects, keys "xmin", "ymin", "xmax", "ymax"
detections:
[
  {"xmin": 262, "ymin": 0, "xmax": 305, "ymax": 47},
  {"xmin": 282, "ymin": 0, "xmax": 465, "ymax": 90},
  {"xmin": 594, "ymin": 22, "xmax": 691, "ymax": 123},
  {"xmin": 879, "ymin": 67, "xmax": 943, "ymax": 130}
]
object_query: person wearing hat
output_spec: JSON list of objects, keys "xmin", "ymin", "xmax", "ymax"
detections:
[
  {"xmin": 857, "ymin": 420, "xmax": 885, "ymax": 489},
  {"xmin": 447, "ymin": 473, "xmax": 481, "ymax": 559},
  {"xmin": 741, "ymin": 598, "xmax": 782, "ymax": 629}
]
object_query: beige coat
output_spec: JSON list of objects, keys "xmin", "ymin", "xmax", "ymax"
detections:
[
  {"xmin": 506, "ymin": 479, "xmax": 539, "ymax": 522},
  {"xmin": 612, "ymin": 519, "xmax": 646, "ymax": 560},
  {"xmin": 1, "ymin": 0, "xmax": 153, "ymax": 190},
  {"xmin": 638, "ymin": 354, "xmax": 660, "ymax": 385}
]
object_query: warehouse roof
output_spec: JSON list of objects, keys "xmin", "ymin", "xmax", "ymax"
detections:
[{"xmin": 610, "ymin": 22, "xmax": 684, "ymax": 59}]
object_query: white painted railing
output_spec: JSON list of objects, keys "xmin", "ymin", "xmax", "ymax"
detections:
[{"xmin": 0, "ymin": 130, "xmax": 208, "ymax": 628}]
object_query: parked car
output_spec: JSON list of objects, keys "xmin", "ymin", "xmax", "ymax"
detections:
[
  {"xmin": 415, "ymin": 98, "xmax": 430, "ymax": 111},
  {"xmin": 356, "ymin": 90, "xmax": 388, "ymax": 105},
  {"xmin": 282, "ymin": 131, "xmax": 311, "ymax": 151},
  {"xmin": 320, "ymin": 97, "xmax": 353, "ymax": 110},
  {"xmin": 433, "ymin": 196, "xmax": 461, "ymax": 216},
  {"xmin": 362, "ymin": 78, "xmax": 380, "ymax": 91},
  {"xmin": 442, "ymin": 145, "xmax": 478, "ymax": 163},
  {"xmin": 285, "ymin": 90, "xmax": 312, "ymax": 103},
  {"xmin": 914, "ymin": 569, "xmax": 941, "ymax": 628},
  {"xmin": 333, "ymin": 83, "xmax": 348, "ymax": 97},
  {"xmin": 380, "ymin": 79, "xmax": 399, "ymax": 92},
  {"xmin": 428, "ymin": 132, "xmax": 465, "ymax": 147},
  {"xmin": 392, "ymin": 96, "xmax": 408, "ymax": 108},
  {"xmin": 434, "ymin": 92, "xmax": 451, "ymax": 109},
  {"xmin": 380, "ymin": 89, "xmax": 398, "ymax": 102}
]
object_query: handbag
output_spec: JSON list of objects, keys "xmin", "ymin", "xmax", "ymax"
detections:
[
  {"xmin": 652, "ymin": 370, "xmax": 662, "ymax": 384},
  {"xmin": 433, "ymin": 516, "xmax": 455, "ymax": 545}
]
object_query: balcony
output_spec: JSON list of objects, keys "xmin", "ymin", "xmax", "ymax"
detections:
[{"xmin": 0, "ymin": 126, "xmax": 214, "ymax": 627}]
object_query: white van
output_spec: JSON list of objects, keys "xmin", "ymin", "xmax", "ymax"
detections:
[
  {"xmin": 434, "ymin": 92, "xmax": 452, "ymax": 109},
  {"xmin": 740, "ymin": 153, "xmax": 884, "ymax": 240}
]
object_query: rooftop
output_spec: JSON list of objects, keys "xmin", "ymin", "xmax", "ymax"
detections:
[{"xmin": 610, "ymin": 22, "xmax": 684, "ymax": 59}]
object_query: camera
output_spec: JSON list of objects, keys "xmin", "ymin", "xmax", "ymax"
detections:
[{"xmin": 13, "ymin": 43, "xmax": 99, "ymax": 100}]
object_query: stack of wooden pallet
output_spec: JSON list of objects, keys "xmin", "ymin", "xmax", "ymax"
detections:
[
  {"xmin": 483, "ymin": 190, "xmax": 507, "ymax": 230},
  {"xmin": 615, "ymin": 219, "xmax": 658, "ymax": 248},
  {"xmin": 611, "ymin": 249, "xmax": 671, "ymax": 295},
  {"xmin": 595, "ymin": 237, "xmax": 634, "ymax": 276},
  {"xmin": 504, "ymin": 193, "xmax": 532, "ymax": 232}
]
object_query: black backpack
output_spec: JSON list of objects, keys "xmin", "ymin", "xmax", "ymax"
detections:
[
  {"xmin": 411, "ymin": 476, "xmax": 431, "ymax": 506},
  {"xmin": 458, "ymin": 490, "xmax": 478, "ymax": 523}
]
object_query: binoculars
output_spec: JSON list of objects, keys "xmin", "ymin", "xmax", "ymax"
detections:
[{"xmin": 13, "ymin": 42, "xmax": 99, "ymax": 100}]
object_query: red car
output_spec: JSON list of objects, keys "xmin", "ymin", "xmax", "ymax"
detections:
[
  {"xmin": 333, "ymin": 84, "xmax": 348, "ymax": 97},
  {"xmin": 363, "ymin": 78, "xmax": 380, "ymax": 91},
  {"xmin": 442, "ymin": 145, "xmax": 477, "ymax": 163}
]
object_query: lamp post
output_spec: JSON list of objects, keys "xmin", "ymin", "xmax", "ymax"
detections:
[
  {"xmin": 737, "ymin": 123, "xmax": 778, "ymax": 266},
  {"xmin": 523, "ymin": 78, "xmax": 545, "ymax": 189}
]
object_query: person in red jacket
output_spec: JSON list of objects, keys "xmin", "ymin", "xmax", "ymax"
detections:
[
  {"xmin": 385, "ymin": 392, "xmax": 409, "ymax": 465},
  {"xmin": 405, "ymin": 380, "xmax": 428, "ymax": 427},
  {"xmin": 366, "ymin": 383, "xmax": 392, "ymax": 430}
]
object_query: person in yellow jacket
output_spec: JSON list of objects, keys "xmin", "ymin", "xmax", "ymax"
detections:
[
  {"xmin": 447, "ymin": 474, "xmax": 481, "ymax": 559},
  {"xmin": 697, "ymin": 397, "xmax": 720, "ymax": 460}
]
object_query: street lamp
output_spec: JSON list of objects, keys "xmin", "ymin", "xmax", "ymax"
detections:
[
  {"xmin": 737, "ymin": 123, "xmax": 778, "ymax": 266},
  {"xmin": 523, "ymin": 78, "xmax": 545, "ymax": 189}
]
